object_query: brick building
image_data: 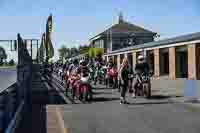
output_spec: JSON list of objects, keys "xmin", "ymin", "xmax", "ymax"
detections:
[
  {"xmin": 89, "ymin": 13, "xmax": 157, "ymax": 53},
  {"xmin": 103, "ymin": 32, "xmax": 200, "ymax": 80}
]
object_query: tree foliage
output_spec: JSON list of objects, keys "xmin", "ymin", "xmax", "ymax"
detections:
[
  {"xmin": 8, "ymin": 59, "xmax": 15, "ymax": 66},
  {"xmin": 88, "ymin": 48, "xmax": 104, "ymax": 58},
  {"xmin": 0, "ymin": 46, "xmax": 7, "ymax": 65},
  {"xmin": 78, "ymin": 44, "xmax": 90, "ymax": 54},
  {"xmin": 58, "ymin": 45, "xmax": 68, "ymax": 63}
]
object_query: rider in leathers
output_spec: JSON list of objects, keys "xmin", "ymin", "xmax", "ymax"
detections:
[{"xmin": 132, "ymin": 55, "xmax": 150, "ymax": 98}]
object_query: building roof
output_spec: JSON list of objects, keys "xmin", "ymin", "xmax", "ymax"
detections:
[
  {"xmin": 105, "ymin": 32, "xmax": 200, "ymax": 55},
  {"xmin": 90, "ymin": 21, "xmax": 157, "ymax": 41}
]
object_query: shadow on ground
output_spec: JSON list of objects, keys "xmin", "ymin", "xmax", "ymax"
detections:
[
  {"xmin": 32, "ymin": 82, "xmax": 67, "ymax": 105},
  {"xmin": 148, "ymin": 95, "xmax": 171, "ymax": 100},
  {"xmin": 92, "ymin": 91, "xmax": 114, "ymax": 95},
  {"xmin": 128, "ymin": 101, "xmax": 174, "ymax": 106},
  {"xmin": 15, "ymin": 105, "xmax": 47, "ymax": 133},
  {"xmin": 92, "ymin": 97, "xmax": 120, "ymax": 102},
  {"xmin": 16, "ymin": 75, "xmax": 69, "ymax": 133}
]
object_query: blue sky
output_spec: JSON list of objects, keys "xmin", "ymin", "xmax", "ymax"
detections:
[{"xmin": 0, "ymin": 0, "xmax": 200, "ymax": 60}]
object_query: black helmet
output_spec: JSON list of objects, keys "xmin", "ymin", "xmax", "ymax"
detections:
[{"xmin": 73, "ymin": 59, "xmax": 79, "ymax": 65}]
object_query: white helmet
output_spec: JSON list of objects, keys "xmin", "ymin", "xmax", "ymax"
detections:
[
  {"xmin": 79, "ymin": 60, "xmax": 84, "ymax": 65},
  {"xmin": 138, "ymin": 55, "xmax": 144, "ymax": 60},
  {"xmin": 68, "ymin": 59, "xmax": 72, "ymax": 63}
]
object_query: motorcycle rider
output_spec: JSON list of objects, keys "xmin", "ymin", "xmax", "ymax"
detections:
[
  {"xmin": 132, "ymin": 55, "xmax": 150, "ymax": 98},
  {"xmin": 106, "ymin": 57, "xmax": 114, "ymax": 67},
  {"xmin": 105, "ymin": 58, "xmax": 115, "ymax": 86},
  {"xmin": 61, "ymin": 62, "xmax": 67, "ymax": 84},
  {"xmin": 77, "ymin": 59, "xmax": 90, "ymax": 75},
  {"xmin": 94, "ymin": 57, "xmax": 104, "ymax": 85},
  {"xmin": 69, "ymin": 59, "xmax": 79, "ymax": 75},
  {"xmin": 63, "ymin": 61, "xmax": 70, "ymax": 86},
  {"xmin": 69, "ymin": 59, "xmax": 81, "ymax": 99},
  {"xmin": 77, "ymin": 59, "xmax": 92, "ymax": 99}
]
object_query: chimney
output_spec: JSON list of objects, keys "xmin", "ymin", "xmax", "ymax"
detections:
[{"xmin": 118, "ymin": 11, "xmax": 124, "ymax": 24}]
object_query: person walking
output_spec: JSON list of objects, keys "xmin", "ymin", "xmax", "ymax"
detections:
[{"xmin": 120, "ymin": 58, "xmax": 130, "ymax": 104}]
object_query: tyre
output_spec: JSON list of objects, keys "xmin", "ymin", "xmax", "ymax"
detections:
[
  {"xmin": 94, "ymin": 79, "xmax": 97, "ymax": 85},
  {"xmin": 143, "ymin": 83, "xmax": 151, "ymax": 99},
  {"xmin": 83, "ymin": 86, "xmax": 89, "ymax": 103},
  {"xmin": 70, "ymin": 87, "xmax": 76, "ymax": 101}
]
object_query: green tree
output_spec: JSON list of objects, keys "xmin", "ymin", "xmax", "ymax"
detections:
[
  {"xmin": 89, "ymin": 48, "xmax": 104, "ymax": 58},
  {"xmin": 78, "ymin": 44, "xmax": 90, "ymax": 54},
  {"xmin": 0, "ymin": 46, "xmax": 7, "ymax": 66},
  {"xmin": 71, "ymin": 47, "xmax": 79, "ymax": 56},
  {"xmin": 8, "ymin": 59, "xmax": 15, "ymax": 66},
  {"xmin": 58, "ymin": 45, "xmax": 68, "ymax": 63},
  {"xmin": 89, "ymin": 48, "xmax": 95, "ymax": 58}
]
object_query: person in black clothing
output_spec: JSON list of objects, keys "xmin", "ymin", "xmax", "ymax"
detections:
[
  {"xmin": 132, "ymin": 55, "xmax": 150, "ymax": 98},
  {"xmin": 120, "ymin": 58, "xmax": 130, "ymax": 104}
]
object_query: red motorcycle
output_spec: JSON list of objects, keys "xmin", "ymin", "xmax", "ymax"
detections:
[
  {"xmin": 69, "ymin": 76, "xmax": 79, "ymax": 101},
  {"xmin": 106, "ymin": 67, "xmax": 118, "ymax": 89},
  {"xmin": 63, "ymin": 70, "xmax": 70, "ymax": 92},
  {"xmin": 77, "ymin": 73, "xmax": 93, "ymax": 103}
]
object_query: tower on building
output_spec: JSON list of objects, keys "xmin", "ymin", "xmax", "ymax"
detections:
[{"xmin": 118, "ymin": 11, "xmax": 124, "ymax": 24}]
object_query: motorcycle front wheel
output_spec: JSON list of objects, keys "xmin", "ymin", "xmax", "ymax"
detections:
[
  {"xmin": 143, "ymin": 83, "xmax": 151, "ymax": 99},
  {"xmin": 82, "ymin": 87, "xmax": 89, "ymax": 103}
]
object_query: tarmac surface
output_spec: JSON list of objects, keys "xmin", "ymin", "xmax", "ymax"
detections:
[
  {"xmin": 15, "ymin": 73, "xmax": 200, "ymax": 133},
  {"xmin": 0, "ymin": 67, "xmax": 16, "ymax": 90}
]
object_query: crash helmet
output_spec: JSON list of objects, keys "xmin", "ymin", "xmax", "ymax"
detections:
[
  {"xmin": 137, "ymin": 55, "xmax": 145, "ymax": 63},
  {"xmin": 73, "ymin": 59, "xmax": 79, "ymax": 65}
]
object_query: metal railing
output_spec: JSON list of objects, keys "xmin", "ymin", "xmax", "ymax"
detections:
[
  {"xmin": 0, "ymin": 83, "xmax": 17, "ymax": 132},
  {"xmin": 0, "ymin": 34, "xmax": 33, "ymax": 133}
]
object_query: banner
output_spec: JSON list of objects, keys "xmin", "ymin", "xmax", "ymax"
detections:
[
  {"xmin": 45, "ymin": 14, "xmax": 54, "ymax": 60},
  {"xmin": 38, "ymin": 33, "xmax": 46, "ymax": 63}
]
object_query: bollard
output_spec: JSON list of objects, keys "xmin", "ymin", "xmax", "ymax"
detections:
[{"xmin": 184, "ymin": 80, "xmax": 199, "ymax": 102}]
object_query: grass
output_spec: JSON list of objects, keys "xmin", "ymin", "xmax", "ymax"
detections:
[{"xmin": 0, "ymin": 65, "xmax": 16, "ymax": 68}]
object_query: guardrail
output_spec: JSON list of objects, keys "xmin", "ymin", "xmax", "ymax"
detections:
[
  {"xmin": 0, "ymin": 83, "xmax": 18, "ymax": 132},
  {"xmin": 1, "ymin": 34, "xmax": 33, "ymax": 133}
]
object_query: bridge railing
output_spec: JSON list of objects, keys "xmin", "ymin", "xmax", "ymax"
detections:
[
  {"xmin": 0, "ymin": 83, "xmax": 17, "ymax": 132},
  {"xmin": 0, "ymin": 34, "xmax": 33, "ymax": 133}
]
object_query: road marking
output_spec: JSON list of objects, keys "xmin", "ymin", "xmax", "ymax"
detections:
[
  {"xmin": 65, "ymin": 128, "xmax": 69, "ymax": 133},
  {"xmin": 56, "ymin": 107, "xmax": 68, "ymax": 133}
]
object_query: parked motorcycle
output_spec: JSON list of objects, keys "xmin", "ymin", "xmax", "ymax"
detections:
[{"xmin": 134, "ymin": 72, "xmax": 152, "ymax": 99}]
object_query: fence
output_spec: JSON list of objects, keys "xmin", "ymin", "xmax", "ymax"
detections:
[{"xmin": 0, "ymin": 34, "xmax": 33, "ymax": 133}]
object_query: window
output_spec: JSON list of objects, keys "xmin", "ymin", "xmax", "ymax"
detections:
[
  {"xmin": 160, "ymin": 48, "xmax": 169, "ymax": 75},
  {"xmin": 100, "ymin": 40, "xmax": 104, "ymax": 48}
]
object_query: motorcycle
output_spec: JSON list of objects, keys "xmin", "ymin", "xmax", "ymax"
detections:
[
  {"xmin": 69, "ymin": 76, "xmax": 79, "ymax": 101},
  {"xmin": 78, "ymin": 73, "xmax": 93, "ymax": 103},
  {"xmin": 94, "ymin": 67, "xmax": 104, "ymax": 85},
  {"xmin": 58, "ymin": 68, "xmax": 63, "ymax": 78},
  {"xmin": 106, "ymin": 67, "xmax": 118, "ymax": 89},
  {"xmin": 134, "ymin": 72, "xmax": 152, "ymax": 99},
  {"xmin": 63, "ymin": 70, "xmax": 70, "ymax": 92},
  {"xmin": 89, "ymin": 67, "xmax": 95, "ymax": 81}
]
